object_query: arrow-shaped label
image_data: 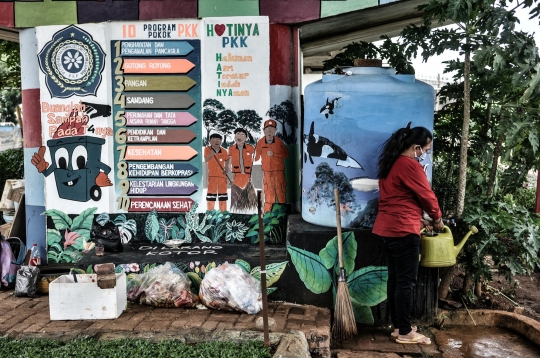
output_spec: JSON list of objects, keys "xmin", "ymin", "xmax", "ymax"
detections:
[
  {"xmin": 124, "ymin": 145, "xmax": 197, "ymax": 161},
  {"xmin": 126, "ymin": 128, "xmax": 196, "ymax": 144},
  {"xmin": 123, "ymin": 59, "xmax": 195, "ymax": 74},
  {"xmin": 129, "ymin": 197, "xmax": 194, "ymax": 212},
  {"xmin": 123, "ymin": 75, "xmax": 196, "ymax": 92},
  {"xmin": 121, "ymin": 41, "xmax": 194, "ymax": 57},
  {"xmin": 128, "ymin": 162, "xmax": 198, "ymax": 178},
  {"xmin": 125, "ymin": 93, "xmax": 195, "ymax": 109},
  {"xmin": 125, "ymin": 111, "xmax": 197, "ymax": 127},
  {"xmin": 128, "ymin": 180, "xmax": 198, "ymax": 196}
]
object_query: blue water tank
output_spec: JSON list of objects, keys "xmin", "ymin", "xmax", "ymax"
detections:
[{"xmin": 302, "ymin": 66, "xmax": 435, "ymax": 228}]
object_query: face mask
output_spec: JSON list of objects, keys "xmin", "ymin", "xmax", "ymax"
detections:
[{"xmin": 415, "ymin": 146, "xmax": 427, "ymax": 162}]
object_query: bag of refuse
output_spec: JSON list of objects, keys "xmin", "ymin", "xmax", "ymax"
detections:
[
  {"xmin": 14, "ymin": 266, "xmax": 40, "ymax": 298},
  {"xmin": 126, "ymin": 262, "xmax": 196, "ymax": 308},
  {"xmin": 199, "ymin": 262, "xmax": 262, "ymax": 314}
]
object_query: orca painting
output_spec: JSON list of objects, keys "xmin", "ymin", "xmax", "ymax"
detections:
[
  {"xmin": 303, "ymin": 121, "xmax": 363, "ymax": 169},
  {"xmin": 319, "ymin": 97, "xmax": 341, "ymax": 118}
]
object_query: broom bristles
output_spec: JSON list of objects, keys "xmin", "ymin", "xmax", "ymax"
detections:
[{"xmin": 333, "ymin": 281, "xmax": 357, "ymax": 341}]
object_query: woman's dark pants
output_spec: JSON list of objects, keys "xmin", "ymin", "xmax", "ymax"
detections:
[{"xmin": 380, "ymin": 234, "xmax": 420, "ymax": 335}]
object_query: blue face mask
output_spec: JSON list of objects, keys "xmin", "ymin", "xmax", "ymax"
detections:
[{"xmin": 415, "ymin": 146, "xmax": 427, "ymax": 162}]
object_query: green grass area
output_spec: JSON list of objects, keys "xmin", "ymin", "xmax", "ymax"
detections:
[{"xmin": 0, "ymin": 337, "xmax": 272, "ymax": 358}]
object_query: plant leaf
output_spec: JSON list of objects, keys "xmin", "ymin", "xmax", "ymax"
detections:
[
  {"xmin": 250, "ymin": 261, "xmax": 288, "ymax": 287},
  {"xmin": 350, "ymin": 297, "xmax": 374, "ymax": 325},
  {"xmin": 348, "ymin": 266, "xmax": 388, "ymax": 306},
  {"xmin": 70, "ymin": 207, "xmax": 98, "ymax": 231},
  {"xmin": 96, "ymin": 212, "xmax": 110, "ymax": 226},
  {"xmin": 43, "ymin": 209, "xmax": 72, "ymax": 230},
  {"xmin": 235, "ymin": 259, "xmax": 251, "ymax": 273},
  {"xmin": 47, "ymin": 229, "xmax": 62, "ymax": 245},
  {"xmin": 319, "ymin": 231, "xmax": 357, "ymax": 275},
  {"xmin": 287, "ymin": 243, "xmax": 332, "ymax": 294}
]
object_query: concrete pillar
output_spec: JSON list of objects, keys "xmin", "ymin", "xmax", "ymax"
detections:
[{"xmin": 20, "ymin": 28, "xmax": 47, "ymax": 260}]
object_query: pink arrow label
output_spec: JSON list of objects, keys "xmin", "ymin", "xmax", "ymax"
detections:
[
  {"xmin": 124, "ymin": 146, "xmax": 198, "ymax": 160},
  {"xmin": 125, "ymin": 112, "xmax": 197, "ymax": 126}
]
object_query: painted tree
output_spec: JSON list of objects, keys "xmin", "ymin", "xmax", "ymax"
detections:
[
  {"xmin": 216, "ymin": 109, "xmax": 238, "ymax": 146},
  {"xmin": 236, "ymin": 109, "xmax": 262, "ymax": 144},
  {"xmin": 266, "ymin": 100, "xmax": 298, "ymax": 145},
  {"xmin": 306, "ymin": 162, "xmax": 356, "ymax": 209},
  {"xmin": 203, "ymin": 99, "xmax": 225, "ymax": 141}
]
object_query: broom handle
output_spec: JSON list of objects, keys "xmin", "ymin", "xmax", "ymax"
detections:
[{"xmin": 334, "ymin": 188, "xmax": 344, "ymax": 269}]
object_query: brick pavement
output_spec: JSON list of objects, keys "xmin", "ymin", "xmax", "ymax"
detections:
[{"xmin": 0, "ymin": 290, "xmax": 445, "ymax": 357}]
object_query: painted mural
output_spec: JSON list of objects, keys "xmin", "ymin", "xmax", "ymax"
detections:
[
  {"xmin": 287, "ymin": 232, "xmax": 388, "ymax": 324},
  {"xmin": 32, "ymin": 19, "xmax": 291, "ymax": 269},
  {"xmin": 302, "ymin": 67, "xmax": 435, "ymax": 228}
]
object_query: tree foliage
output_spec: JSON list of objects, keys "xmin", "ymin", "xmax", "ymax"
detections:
[
  {"xmin": 0, "ymin": 40, "xmax": 20, "ymax": 90},
  {"xmin": 0, "ymin": 89, "xmax": 21, "ymax": 124}
]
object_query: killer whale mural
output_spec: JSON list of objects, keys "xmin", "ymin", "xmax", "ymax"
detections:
[
  {"xmin": 319, "ymin": 97, "xmax": 341, "ymax": 118},
  {"xmin": 303, "ymin": 121, "xmax": 363, "ymax": 169}
]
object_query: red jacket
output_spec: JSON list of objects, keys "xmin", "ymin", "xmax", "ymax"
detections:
[{"xmin": 372, "ymin": 155, "xmax": 442, "ymax": 237}]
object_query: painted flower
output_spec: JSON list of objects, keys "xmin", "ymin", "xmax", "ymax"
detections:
[
  {"xmin": 195, "ymin": 261, "xmax": 200, "ymax": 266},
  {"xmin": 63, "ymin": 51, "xmax": 83, "ymax": 70},
  {"xmin": 201, "ymin": 265, "xmax": 206, "ymax": 274},
  {"xmin": 64, "ymin": 230, "xmax": 80, "ymax": 250},
  {"xmin": 82, "ymin": 238, "xmax": 95, "ymax": 254},
  {"xmin": 120, "ymin": 264, "xmax": 130, "ymax": 273},
  {"xmin": 189, "ymin": 262, "xmax": 195, "ymax": 270},
  {"xmin": 340, "ymin": 202, "xmax": 354, "ymax": 216},
  {"xmin": 129, "ymin": 263, "xmax": 140, "ymax": 273}
]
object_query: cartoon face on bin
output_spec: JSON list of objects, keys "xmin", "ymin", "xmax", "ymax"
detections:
[{"xmin": 35, "ymin": 136, "xmax": 112, "ymax": 202}]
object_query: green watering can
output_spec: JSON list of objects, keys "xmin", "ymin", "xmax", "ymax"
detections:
[{"xmin": 420, "ymin": 225, "xmax": 478, "ymax": 268}]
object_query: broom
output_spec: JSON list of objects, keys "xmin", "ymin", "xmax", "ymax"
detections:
[{"xmin": 332, "ymin": 188, "xmax": 357, "ymax": 341}]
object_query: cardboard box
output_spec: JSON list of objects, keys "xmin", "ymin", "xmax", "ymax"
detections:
[{"xmin": 49, "ymin": 273, "xmax": 126, "ymax": 320}]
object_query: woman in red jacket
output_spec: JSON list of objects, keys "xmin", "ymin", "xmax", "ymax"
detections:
[{"xmin": 372, "ymin": 122, "xmax": 444, "ymax": 345}]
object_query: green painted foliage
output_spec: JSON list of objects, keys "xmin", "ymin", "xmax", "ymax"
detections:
[
  {"xmin": 319, "ymin": 231, "xmax": 357, "ymax": 276},
  {"xmin": 347, "ymin": 266, "xmax": 389, "ymax": 307},
  {"xmin": 287, "ymin": 243, "xmax": 332, "ymax": 294}
]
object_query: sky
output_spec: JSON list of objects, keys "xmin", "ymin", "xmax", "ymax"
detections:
[{"xmin": 409, "ymin": 6, "xmax": 540, "ymax": 78}]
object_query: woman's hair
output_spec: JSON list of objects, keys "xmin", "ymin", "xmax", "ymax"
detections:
[{"xmin": 377, "ymin": 122, "xmax": 432, "ymax": 179}]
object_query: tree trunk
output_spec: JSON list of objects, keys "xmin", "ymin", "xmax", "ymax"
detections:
[
  {"xmin": 487, "ymin": 127, "xmax": 504, "ymax": 198},
  {"xmin": 438, "ymin": 266, "xmax": 454, "ymax": 300},
  {"xmin": 462, "ymin": 274, "xmax": 472, "ymax": 294},
  {"xmin": 475, "ymin": 280, "xmax": 482, "ymax": 297},
  {"xmin": 456, "ymin": 45, "xmax": 471, "ymax": 218}
]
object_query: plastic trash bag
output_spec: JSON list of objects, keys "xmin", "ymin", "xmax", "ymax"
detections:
[
  {"xmin": 14, "ymin": 266, "xmax": 40, "ymax": 298},
  {"xmin": 199, "ymin": 263, "xmax": 262, "ymax": 314},
  {"xmin": 126, "ymin": 262, "xmax": 196, "ymax": 308}
]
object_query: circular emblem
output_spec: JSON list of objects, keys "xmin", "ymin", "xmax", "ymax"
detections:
[
  {"xmin": 52, "ymin": 40, "xmax": 93, "ymax": 84},
  {"xmin": 38, "ymin": 25, "xmax": 105, "ymax": 98}
]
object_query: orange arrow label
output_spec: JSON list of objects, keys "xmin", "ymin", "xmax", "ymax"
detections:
[{"xmin": 122, "ymin": 59, "xmax": 195, "ymax": 74}]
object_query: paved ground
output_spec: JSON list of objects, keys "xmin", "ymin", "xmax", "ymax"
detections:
[{"xmin": 0, "ymin": 289, "xmax": 443, "ymax": 357}]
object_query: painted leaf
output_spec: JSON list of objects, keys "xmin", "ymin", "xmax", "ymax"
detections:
[
  {"xmin": 235, "ymin": 259, "xmax": 251, "ymax": 273},
  {"xmin": 187, "ymin": 272, "xmax": 201, "ymax": 292},
  {"xmin": 71, "ymin": 237, "xmax": 85, "ymax": 251},
  {"xmin": 347, "ymin": 266, "xmax": 388, "ymax": 307},
  {"xmin": 76, "ymin": 229, "xmax": 90, "ymax": 242},
  {"xmin": 47, "ymin": 229, "xmax": 62, "ymax": 245},
  {"xmin": 43, "ymin": 209, "xmax": 72, "ymax": 230},
  {"xmin": 49, "ymin": 243, "xmax": 63, "ymax": 253},
  {"xmin": 47, "ymin": 251, "xmax": 59, "ymax": 263},
  {"xmin": 350, "ymin": 297, "xmax": 374, "ymax": 325},
  {"xmin": 71, "ymin": 268, "xmax": 85, "ymax": 275},
  {"xmin": 319, "ymin": 231, "xmax": 357, "ymax": 276},
  {"xmin": 86, "ymin": 265, "xmax": 93, "ymax": 274},
  {"xmin": 144, "ymin": 210, "xmax": 160, "ymax": 242},
  {"xmin": 250, "ymin": 261, "xmax": 288, "ymax": 287},
  {"xmin": 70, "ymin": 207, "xmax": 98, "ymax": 231},
  {"xmin": 96, "ymin": 212, "xmax": 110, "ymax": 226},
  {"xmin": 267, "ymin": 287, "xmax": 277, "ymax": 295},
  {"xmin": 287, "ymin": 243, "xmax": 332, "ymax": 294}
]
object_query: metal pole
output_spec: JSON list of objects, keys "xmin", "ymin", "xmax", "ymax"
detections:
[{"xmin": 257, "ymin": 190, "xmax": 270, "ymax": 346}]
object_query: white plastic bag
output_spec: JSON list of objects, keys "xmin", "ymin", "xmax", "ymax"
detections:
[
  {"xmin": 199, "ymin": 263, "xmax": 262, "ymax": 314},
  {"xmin": 126, "ymin": 262, "xmax": 196, "ymax": 308}
]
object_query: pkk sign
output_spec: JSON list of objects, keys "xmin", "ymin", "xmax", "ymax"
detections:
[{"xmin": 38, "ymin": 25, "xmax": 105, "ymax": 98}]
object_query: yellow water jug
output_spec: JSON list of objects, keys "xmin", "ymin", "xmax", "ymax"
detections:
[{"xmin": 420, "ymin": 225, "xmax": 478, "ymax": 268}]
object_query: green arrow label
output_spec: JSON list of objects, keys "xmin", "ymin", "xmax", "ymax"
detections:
[{"xmin": 123, "ymin": 76, "xmax": 196, "ymax": 92}]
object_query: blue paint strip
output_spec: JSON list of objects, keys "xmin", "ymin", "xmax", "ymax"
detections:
[
  {"xmin": 25, "ymin": 204, "xmax": 46, "ymax": 261},
  {"xmin": 24, "ymin": 147, "xmax": 44, "ymax": 206}
]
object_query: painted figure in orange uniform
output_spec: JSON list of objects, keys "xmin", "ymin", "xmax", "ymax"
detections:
[
  {"xmin": 204, "ymin": 133, "xmax": 230, "ymax": 211},
  {"xmin": 255, "ymin": 119, "xmax": 289, "ymax": 212},
  {"xmin": 229, "ymin": 128, "xmax": 254, "ymax": 189}
]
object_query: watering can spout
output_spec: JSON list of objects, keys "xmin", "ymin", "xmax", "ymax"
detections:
[{"xmin": 454, "ymin": 225, "xmax": 478, "ymax": 256}]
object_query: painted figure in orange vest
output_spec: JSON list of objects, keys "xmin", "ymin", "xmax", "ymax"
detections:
[
  {"xmin": 204, "ymin": 133, "xmax": 230, "ymax": 211},
  {"xmin": 229, "ymin": 128, "xmax": 255, "ymax": 189},
  {"xmin": 255, "ymin": 119, "xmax": 289, "ymax": 212}
]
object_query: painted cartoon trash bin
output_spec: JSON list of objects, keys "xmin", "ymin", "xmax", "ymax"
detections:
[{"xmin": 46, "ymin": 135, "xmax": 109, "ymax": 202}]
